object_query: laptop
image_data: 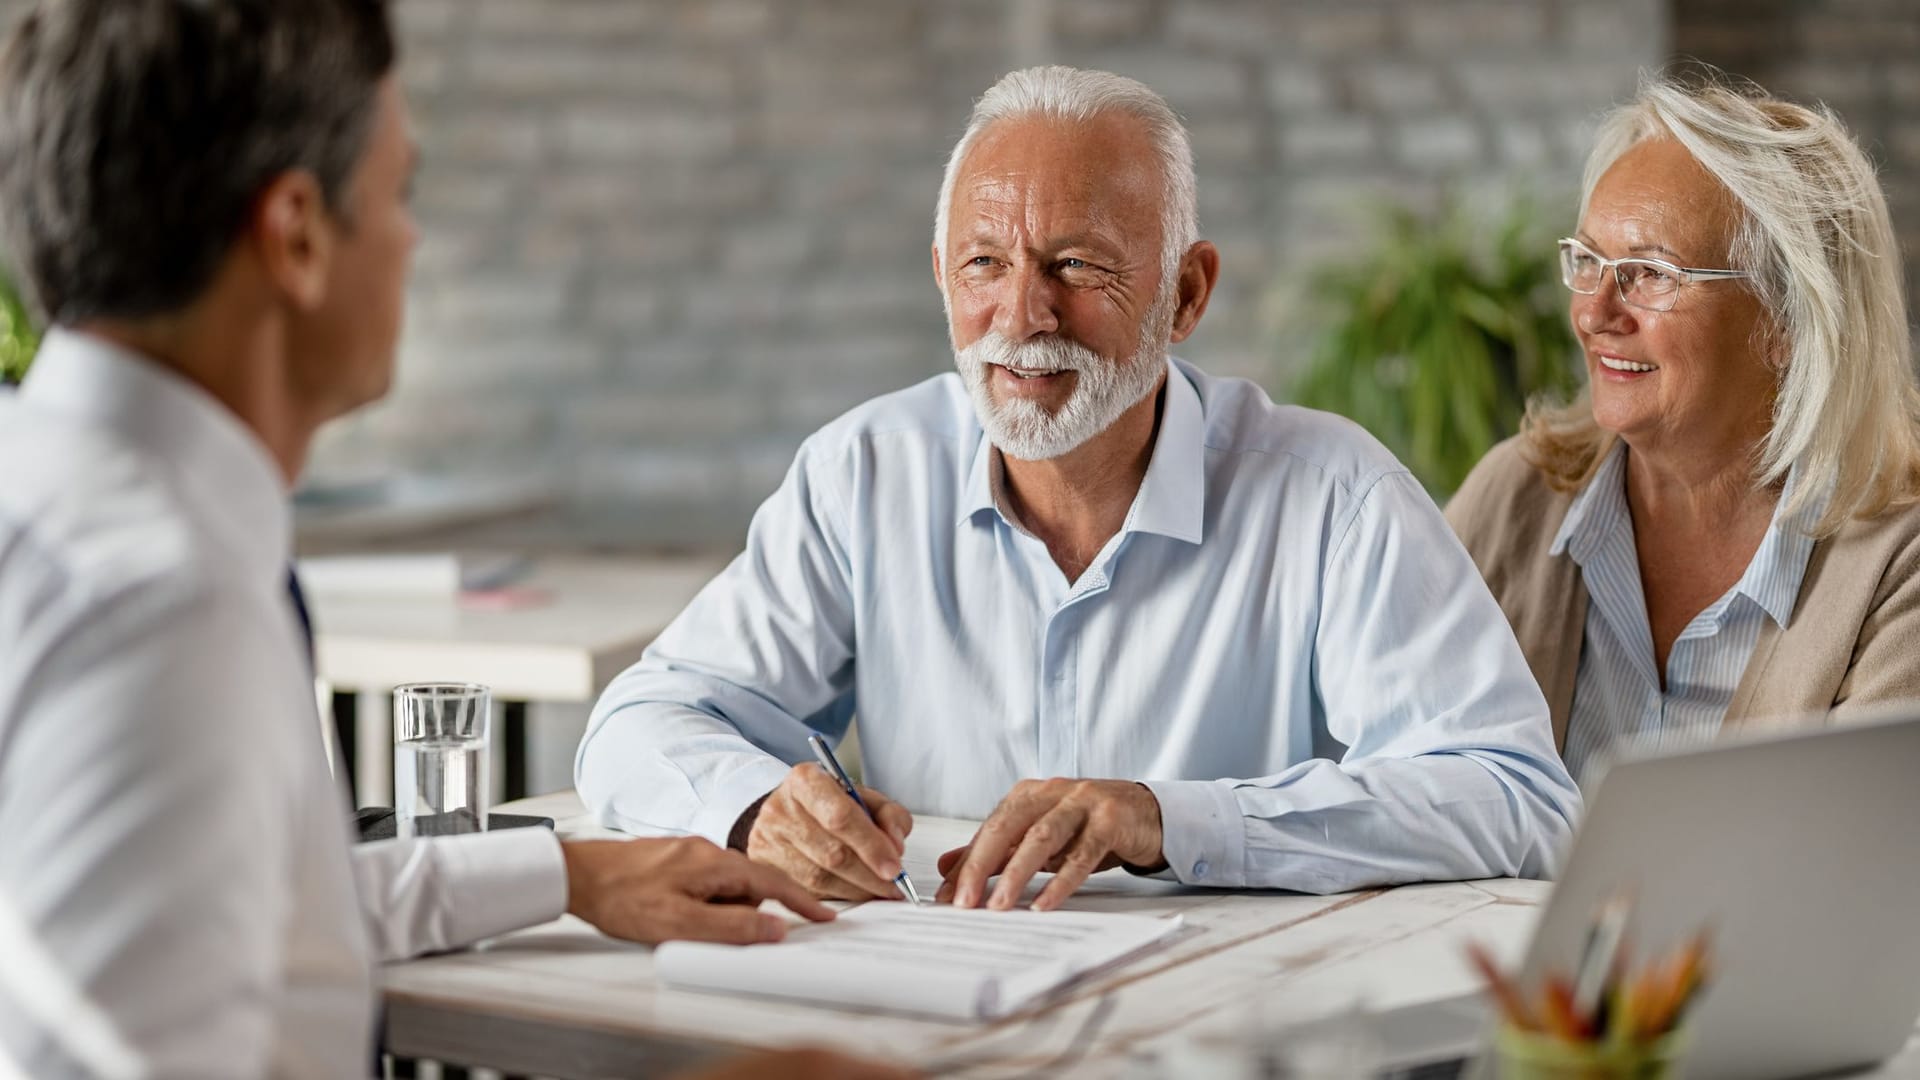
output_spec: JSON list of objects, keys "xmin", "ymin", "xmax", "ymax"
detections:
[{"xmin": 1374, "ymin": 709, "xmax": 1920, "ymax": 1079}]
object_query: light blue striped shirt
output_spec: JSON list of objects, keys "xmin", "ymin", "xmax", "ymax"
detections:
[
  {"xmin": 1556, "ymin": 444, "xmax": 1821, "ymax": 786},
  {"xmin": 578, "ymin": 359, "xmax": 1580, "ymax": 893}
]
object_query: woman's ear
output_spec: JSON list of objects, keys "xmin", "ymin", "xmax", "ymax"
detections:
[{"xmin": 1753, "ymin": 313, "xmax": 1790, "ymax": 377}]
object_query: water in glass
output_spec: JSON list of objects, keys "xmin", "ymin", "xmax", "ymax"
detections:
[
  {"xmin": 393, "ymin": 682, "xmax": 491, "ymax": 838},
  {"xmin": 395, "ymin": 734, "xmax": 489, "ymax": 836}
]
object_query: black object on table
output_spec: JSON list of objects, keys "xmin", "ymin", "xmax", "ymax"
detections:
[{"xmin": 353, "ymin": 807, "xmax": 554, "ymax": 842}]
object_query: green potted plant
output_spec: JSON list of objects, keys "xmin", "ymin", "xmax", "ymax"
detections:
[
  {"xmin": 1, "ymin": 268, "xmax": 40, "ymax": 386},
  {"xmin": 1284, "ymin": 197, "xmax": 1581, "ymax": 497}
]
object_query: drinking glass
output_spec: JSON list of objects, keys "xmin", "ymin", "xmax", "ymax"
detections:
[{"xmin": 393, "ymin": 682, "xmax": 491, "ymax": 838}]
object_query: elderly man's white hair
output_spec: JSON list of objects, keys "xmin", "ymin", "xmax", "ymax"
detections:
[{"xmin": 933, "ymin": 66, "xmax": 1200, "ymax": 297}]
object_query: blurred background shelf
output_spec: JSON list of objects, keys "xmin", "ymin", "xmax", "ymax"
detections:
[
  {"xmin": 311, "ymin": 553, "xmax": 728, "ymax": 812},
  {"xmin": 294, "ymin": 470, "xmax": 558, "ymax": 552}
]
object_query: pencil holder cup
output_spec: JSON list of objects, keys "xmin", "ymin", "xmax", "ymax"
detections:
[{"xmin": 1494, "ymin": 1027, "xmax": 1686, "ymax": 1080}]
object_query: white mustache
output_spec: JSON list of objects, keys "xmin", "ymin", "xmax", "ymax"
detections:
[{"xmin": 967, "ymin": 333, "xmax": 1103, "ymax": 374}]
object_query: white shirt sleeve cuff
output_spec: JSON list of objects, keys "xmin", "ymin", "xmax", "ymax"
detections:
[
  {"xmin": 440, "ymin": 827, "xmax": 569, "ymax": 945},
  {"xmin": 1141, "ymin": 779, "xmax": 1248, "ymax": 887},
  {"xmin": 688, "ymin": 757, "xmax": 795, "ymax": 847}
]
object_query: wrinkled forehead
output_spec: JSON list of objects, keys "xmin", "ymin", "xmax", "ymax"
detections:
[
  {"xmin": 1581, "ymin": 137, "xmax": 1744, "ymax": 264},
  {"xmin": 947, "ymin": 113, "xmax": 1165, "ymax": 249}
]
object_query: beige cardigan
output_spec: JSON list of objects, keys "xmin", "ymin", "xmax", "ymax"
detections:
[{"xmin": 1446, "ymin": 437, "xmax": 1920, "ymax": 751}]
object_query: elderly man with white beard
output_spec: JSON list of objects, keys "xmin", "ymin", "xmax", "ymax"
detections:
[{"xmin": 577, "ymin": 66, "xmax": 1580, "ymax": 910}]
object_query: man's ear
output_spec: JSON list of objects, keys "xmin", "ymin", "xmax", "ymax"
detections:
[
  {"xmin": 1167, "ymin": 240, "xmax": 1221, "ymax": 345},
  {"xmin": 251, "ymin": 170, "xmax": 336, "ymax": 312}
]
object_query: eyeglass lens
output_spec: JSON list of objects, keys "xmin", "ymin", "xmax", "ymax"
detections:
[{"xmin": 1559, "ymin": 243, "xmax": 1682, "ymax": 311}]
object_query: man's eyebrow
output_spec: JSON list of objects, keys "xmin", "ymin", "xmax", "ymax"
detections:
[
  {"xmin": 959, "ymin": 231, "xmax": 1127, "ymax": 255},
  {"xmin": 1046, "ymin": 232, "xmax": 1126, "ymax": 255}
]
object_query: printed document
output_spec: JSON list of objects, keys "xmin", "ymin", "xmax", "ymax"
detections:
[{"xmin": 655, "ymin": 902, "xmax": 1184, "ymax": 1020}]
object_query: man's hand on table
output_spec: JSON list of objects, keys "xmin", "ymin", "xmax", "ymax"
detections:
[
  {"xmin": 935, "ymin": 778, "xmax": 1168, "ymax": 912},
  {"xmin": 732, "ymin": 763, "xmax": 915, "ymax": 901},
  {"xmin": 561, "ymin": 837, "xmax": 835, "ymax": 945}
]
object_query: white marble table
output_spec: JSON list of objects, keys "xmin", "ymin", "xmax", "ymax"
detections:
[
  {"xmin": 381, "ymin": 793, "xmax": 1554, "ymax": 1078},
  {"xmin": 382, "ymin": 791, "xmax": 1920, "ymax": 1078},
  {"xmin": 310, "ymin": 555, "xmax": 726, "ymax": 803}
]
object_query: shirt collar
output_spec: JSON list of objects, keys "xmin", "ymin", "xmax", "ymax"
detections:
[
  {"xmin": 958, "ymin": 425, "xmax": 998, "ymax": 526},
  {"xmin": 1550, "ymin": 439, "xmax": 1824, "ymax": 629},
  {"xmin": 20, "ymin": 327, "xmax": 292, "ymax": 584},
  {"xmin": 1122, "ymin": 360, "xmax": 1206, "ymax": 543},
  {"xmin": 956, "ymin": 358, "xmax": 1207, "ymax": 546},
  {"xmin": 1735, "ymin": 463, "xmax": 1823, "ymax": 628},
  {"xmin": 1549, "ymin": 440, "xmax": 1627, "ymax": 563}
]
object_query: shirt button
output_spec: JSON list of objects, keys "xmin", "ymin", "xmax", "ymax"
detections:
[{"xmin": 1192, "ymin": 860, "xmax": 1209, "ymax": 879}]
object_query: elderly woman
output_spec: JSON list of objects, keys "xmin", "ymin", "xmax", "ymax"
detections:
[{"xmin": 1447, "ymin": 74, "xmax": 1920, "ymax": 787}]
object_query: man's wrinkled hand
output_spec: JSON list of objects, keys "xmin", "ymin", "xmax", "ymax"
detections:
[
  {"xmin": 561, "ymin": 836, "xmax": 835, "ymax": 945},
  {"xmin": 935, "ymin": 778, "xmax": 1166, "ymax": 912},
  {"xmin": 742, "ymin": 763, "xmax": 914, "ymax": 900}
]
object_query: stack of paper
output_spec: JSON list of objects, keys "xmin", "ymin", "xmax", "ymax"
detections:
[{"xmin": 655, "ymin": 902, "xmax": 1183, "ymax": 1021}]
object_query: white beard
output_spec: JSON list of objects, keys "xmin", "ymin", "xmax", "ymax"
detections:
[{"xmin": 952, "ymin": 288, "xmax": 1176, "ymax": 461}]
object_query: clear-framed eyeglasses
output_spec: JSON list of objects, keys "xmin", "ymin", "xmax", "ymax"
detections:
[{"xmin": 1556, "ymin": 237, "xmax": 1751, "ymax": 313}]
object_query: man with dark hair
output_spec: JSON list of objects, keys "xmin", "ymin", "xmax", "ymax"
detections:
[{"xmin": 0, "ymin": 3, "xmax": 904, "ymax": 1078}]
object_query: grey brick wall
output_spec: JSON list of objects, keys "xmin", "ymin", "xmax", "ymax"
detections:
[
  {"xmin": 318, "ymin": 0, "xmax": 1667, "ymax": 547},
  {"xmin": 1674, "ymin": 0, "xmax": 1920, "ymax": 331},
  {"xmin": 4, "ymin": 1, "xmax": 1910, "ymax": 548}
]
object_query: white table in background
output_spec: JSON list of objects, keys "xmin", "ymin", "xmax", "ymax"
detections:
[{"xmin": 311, "ymin": 556, "xmax": 726, "ymax": 804}]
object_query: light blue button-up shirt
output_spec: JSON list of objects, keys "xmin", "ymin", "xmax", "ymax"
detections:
[
  {"xmin": 1556, "ymin": 443, "xmax": 1821, "ymax": 787},
  {"xmin": 578, "ymin": 359, "xmax": 1580, "ymax": 893}
]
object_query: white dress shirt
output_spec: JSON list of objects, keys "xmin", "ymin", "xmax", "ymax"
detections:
[
  {"xmin": 0, "ymin": 331, "xmax": 566, "ymax": 1079},
  {"xmin": 579, "ymin": 359, "xmax": 1581, "ymax": 894},
  {"xmin": 1556, "ymin": 443, "xmax": 1822, "ymax": 787}
]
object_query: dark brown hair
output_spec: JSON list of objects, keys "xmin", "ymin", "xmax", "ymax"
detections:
[{"xmin": 0, "ymin": 0, "xmax": 396, "ymax": 323}]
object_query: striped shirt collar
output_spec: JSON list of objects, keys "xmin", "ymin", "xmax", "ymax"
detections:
[{"xmin": 1550, "ymin": 441, "xmax": 1824, "ymax": 629}]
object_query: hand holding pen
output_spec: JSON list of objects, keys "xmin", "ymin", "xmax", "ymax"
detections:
[
  {"xmin": 729, "ymin": 734, "xmax": 919, "ymax": 902},
  {"xmin": 808, "ymin": 735, "xmax": 923, "ymax": 904}
]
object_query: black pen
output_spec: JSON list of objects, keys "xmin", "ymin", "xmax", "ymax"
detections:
[{"xmin": 806, "ymin": 734, "xmax": 923, "ymax": 904}]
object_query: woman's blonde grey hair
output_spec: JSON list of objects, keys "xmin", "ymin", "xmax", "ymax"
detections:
[{"xmin": 1523, "ymin": 69, "xmax": 1920, "ymax": 535}]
